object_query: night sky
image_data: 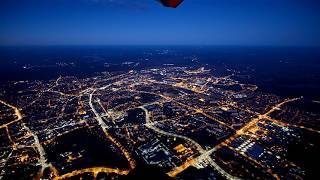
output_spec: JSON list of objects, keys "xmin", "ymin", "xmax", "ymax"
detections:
[{"xmin": 1, "ymin": 0, "xmax": 320, "ymax": 46}]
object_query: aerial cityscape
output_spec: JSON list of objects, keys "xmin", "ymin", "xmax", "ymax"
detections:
[
  {"xmin": 1, "ymin": 0, "xmax": 320, "ymax": 180},
  {"xmin": 1, "ymin": 56, "xmax": 319, "ymax": 179}
]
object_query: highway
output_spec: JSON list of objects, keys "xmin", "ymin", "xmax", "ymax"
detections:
[
  {"xmin": 140, "ymin": 105, "xmax": 240, "ymax": 180},
  {"xmin": 0, "ymin": 99, "xmax": 56, "ymax": 178},
  {"xmin": 86, "ymin": 86, "xmax": 136, "ymax": 176}
]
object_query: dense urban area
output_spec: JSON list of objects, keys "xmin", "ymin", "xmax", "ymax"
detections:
[{"xmin": 0, "ymin": 66, "xmax": 319, "ymax": 180}]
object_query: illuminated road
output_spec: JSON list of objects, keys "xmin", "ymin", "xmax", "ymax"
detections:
[
  {"xmin": 22, "ymin": 122, "xmax": 52, "ymax": 178},
  {"xmin": 264, "ymin": 116, "xmax": 320, "ymax": 134},
  {"xmin": 0, "ymin": 100, "xmax": 23, "ymax": 128},
  {"xmin": 166, "ymin": 97, "xmax": 303, "ymax": 179},
  {"xmin": 129, "ymin": 88, "xmax": 234, "ymax": 131},
  {"xmin": 89, "ymin": 89, "xmax": 110, "ymax": 129},
  {"xmin": 0, "ymin": 99, "xmax": 56, "ymax": 178},
  {"xmin": 1, "ymin": 69, "xmax": 319, "ymax": 180},
  {"xmin": 210, "ymin": 98, "xmax": 303, "ymax": 179},
  {"xmin": 140, "ymin": 106, "xmax": 240, "ymax": 180},
  {"xmin": 55, "ymin": 83, "xmax": 137, "ymax": 179},
  {"xmin": 85, "ymin": 86, "xmax": 136, "ymax": 175},
  {"xmin": 53, "ymin": 167, "xmax": 129, "ymax": 180},
  {"xmin": 140, "ymin": 106, "xmax": 204, "ymax": 153},
  {"xmin": 0, "ymin": 151, "xmax": 13, "ymax": 179}
]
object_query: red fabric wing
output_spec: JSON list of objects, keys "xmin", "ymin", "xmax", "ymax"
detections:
[{"xmin": 160, "ymin": 0, "xmax": 184, "ymax": 8}]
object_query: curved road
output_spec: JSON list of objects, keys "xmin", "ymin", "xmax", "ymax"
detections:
[{"xmin": 139, "ymin": 106, "xmax": 240, "ymax": 180}]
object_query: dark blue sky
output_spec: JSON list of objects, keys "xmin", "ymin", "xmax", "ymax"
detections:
[{"xmin": 1, "ymin": 0, "xmax": 320, "ymax": 46}]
